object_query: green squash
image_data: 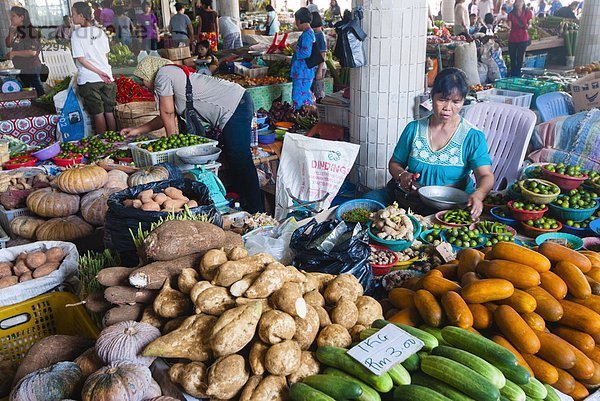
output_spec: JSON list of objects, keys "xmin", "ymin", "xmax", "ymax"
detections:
[{"xmin": 9, "ymin": 361, "xmax": 83, "ymax": 401}]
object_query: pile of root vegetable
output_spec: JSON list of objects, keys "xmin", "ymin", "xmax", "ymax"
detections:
[
  {"xmin": 369, "ymin": 203, "xmax": 415, "ymax": 241},
  {"xmin": 0, "ymin": 247, "xmax": 66, "ymax": 288}
]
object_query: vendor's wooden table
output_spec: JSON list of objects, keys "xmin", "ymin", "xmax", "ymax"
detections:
[
  {"xmin": 526, "ymin": 37, "xmax": 565, "ymax": 52},
  {"xmin": 0, "ymin": 91, "xmax": 37, "ymax": 103}
]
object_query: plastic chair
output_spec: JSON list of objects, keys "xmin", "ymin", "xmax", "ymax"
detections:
[
  {"xmin": 535, "ymin": 91, "xmax": 575, "ymax": 123},
  {"xmin": 39, "ymin": 50, "xmax": 77, "ymax": 86},
  {"xmin": 464, "ymin": 102, "xmax": 537, "ymax": 191}
]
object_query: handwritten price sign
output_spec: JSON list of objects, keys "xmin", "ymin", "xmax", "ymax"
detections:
[{"xmin": 347, "ymin": 324, "xmax": 424, "ymax": 375}]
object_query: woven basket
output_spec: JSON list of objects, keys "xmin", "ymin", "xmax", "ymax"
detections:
[{"xmin": 114, "ymin": 102, "xmax": 166, "ymax": 139}]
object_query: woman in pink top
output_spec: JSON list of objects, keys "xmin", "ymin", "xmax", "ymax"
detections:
[
  {"xmin": 507, "ymin": 0, "xmax": 533, "ymax": 77},
  {"xmin": 100, "ymin": 0, "xmax": 115, "ymax": 28}
]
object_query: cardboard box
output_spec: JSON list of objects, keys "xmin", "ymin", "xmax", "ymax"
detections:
[
  {"xmin": 159, "ymin": 46, "xmax": 191, "ymax": 61},
  {"xmin": 171, "ymin": 59, "xmax": 184, "ymax": 65},
  {"xmin": 571, "ymin": 71, "xmax": 600, "ymax": 112},
  {"xmin": 183, "ymin": 56, "xmax": 197, "ymax": 68}
]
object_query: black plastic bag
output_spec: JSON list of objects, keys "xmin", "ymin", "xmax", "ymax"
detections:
[
  {"xmin": 290, "ymin": 219, "xmax": 373, "ymax": 294},
  {"xmin": 333, "ymin": 7, "xmax": 367, "ymax": 68},
  {"xmin": 104, "ymin": 178, "xmax": 221, "ymax": 266}
]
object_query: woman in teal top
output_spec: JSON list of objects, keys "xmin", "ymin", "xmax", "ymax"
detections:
[{"xmin": 365, "ymin": 68, "xmax": 494, "ymax": 218}]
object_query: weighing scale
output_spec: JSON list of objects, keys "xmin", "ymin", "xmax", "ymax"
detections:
[
  {"xmin": 184, "ymin": 163, "xmax": 230, "ymax": 212},
  {"xmin": 0, "ymin": 69, "xmax": 23, "ymax": 93}
]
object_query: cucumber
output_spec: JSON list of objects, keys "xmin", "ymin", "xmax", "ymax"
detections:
[
  {"xmin": 387, "ymin": 363, "xmax": 411, "ymax": 386},
  {"xmin": 303, "ymin": 374, "xmax": 363, "ymax": 400},
  {"xmin": 401, "ymin": 353, "xmax": 421, "ymax": 372},
  {"xmin": 497, "ymin": 363, "xmax": 531, "ymax": 385},
  {"xmin": 525, "ymin": 397, "xmax": 544, "ymax": 401},
  {"xmin": 500, "ymin": 380, "xmax": 526, "ymax": 401},
  {"xmin": 431, "ymin": 345, "xmax": 506, "ymax": 389},
  {"xmin": 316, "ymin": 346, "xmax": 393, "ymax": 393},
  {"xmin": 323, "ymin": 367, "xmax": 381, "ymax": 401},
  {"xmin": 441, "ymin": 326, "xmax": 518, "ymax": 368},
  {"xmin": 290, "ymin": 382, "xmax": 336, "ymax": 401},
  {"xmin": 372, "ymin": 319, "xmax": 439, "ymax": 351},
  {"xmin": 501, "ymin": 397, "xmax": 512, "ymax": 401},
  {"xmin": 420, "ymin": 325, "xmax": 449, "ymax": 345},
  {"xmin": 359, "ymin": 328, "xmax": 379, "ymax": 340},
  {"xmin": 421, "ymin": 355, "xmax": 501, "ymax": 401},
  {"xmin": 412, "ymin": 372, "xmax": 477, "ymax": 401},
  {"xmin": 543, "ymin": 385, "xmax": 560, "ymax": 401},
  {"xmin": 519, "ymin": 378, "xmax": 547, "ymax": 399},
  {"xmin": 393, "ymin": 384, "xmax": 452, "ymax": 401}
]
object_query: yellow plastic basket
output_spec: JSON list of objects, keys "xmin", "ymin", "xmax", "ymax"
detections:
[{"xmin": 0, "ymin": 292, "xmax": 99, "ymax": 369}]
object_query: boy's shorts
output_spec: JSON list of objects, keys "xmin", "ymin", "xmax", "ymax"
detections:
[{"xmin": 78, "ymin": 82, "xmax": 117, "ymax": 115}]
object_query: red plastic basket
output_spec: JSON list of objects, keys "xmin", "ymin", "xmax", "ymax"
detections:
[
  {"xmin": 542, "ymin": 167, "xmax": 587, "ymax": 191},
  {"xmin": 369, "ymin": 244, "xmax": 398, "ymax": 276},
  {"xmin": 507, "ymin": 200, "xmax": 548, "ymax": 222}
]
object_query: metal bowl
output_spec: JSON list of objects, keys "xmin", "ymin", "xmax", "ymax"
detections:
[
  {"xmin": 418, "ymin": 186, "xmax": 469, "ymax": 210},
  {"xmin": 176, "ymin": 146, "xmax": 221, "ymax": 165}
]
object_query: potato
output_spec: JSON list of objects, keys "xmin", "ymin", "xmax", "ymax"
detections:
[
  {"xmin": 45, "ymin": 247, "xmax": 65, "ymax": 263},
  {"xmin": 153, "ymin": 279, "xmax": 192, "ymax": 318},
  {"xmin": 194, "ymin": 286, "xmax": 235, "ymax": 316},
  {"xmin": 264, "ymin": 340, "xmax": 302, "ymax": 376},
  {"xmin": 249, "ymin": 341, "xmax": 269, "ymax": 375},
  {"xmin": 271, "ymin": 282, "xmax": 307, "ymax": 318},
  {"xmin": 228, "ymin": 246, "xmax": 249, "ymax": 261},
  {"xmin": 190, "ymin": 280, "xmax": 214, "ymax": 304},
  {"xmin": 314, "ymin": 305, "xmax": 332, "ymax": 328},
  {"xmin": 178, "ymin": 268, "xmax": 199, "ymax": 294},
  {"xmin": 13, "ymin": 260, "xmax": 30, "ymax": 276},
  {"xmin": 331, "ymin": 299, "xmax": 359, "ymax": 329},
  {"xmin": 258, "ymin": 310, "xmax": 296, "ymax": 345},
  {"xmin": 324, "ymin": 274, "xmax": 363, "ymax": 305},
  {"xmin": 25, "ymin": 251, "xmax": 46, "ymax": 269},
  {"xmin": 212, "ymin": 253, "xmax": 274, "ymax": 287},
  {"xmin": 169, "ymin": 361, "xmax": 208, "ymax": 398},
  {"xmin": 141, "ymin": 202, "xmax": 161, "ymax": 212},
  {"xmin": 287, "ymin": 351, "xmax": 320, "ymax": 385},
  {"xmin": 355, "ymin": 296, "xmax": 384, "ymax": 326},
  {"xmin": 206, "ymin": 354, "xmax": 249, "ymax": 400},
  {"xmin": 164, "ymin": 187, "xmax": 185, "ymax": 200},
  {"xmin": 144, "ymin": 314, "xmax": 216, "ymax": 361},
  {"xmin": 0, "ymin": 262, "xmax": 13, "ymax": 279},
  {"xmin": 152, "ymin": 193, "xmax": 169, "ymax": 205},
  {"xmin": 292, "ymin": 305, "xmax": 320, "ymax": 350},
  {"xmin": 123, "ymin": 199, "xmax": 135, "ymax": 207},
  {"xmin": 32, "ymin": 262, "xmax": 59, "ymax": 278},
  {"xmin": 187, "ymin": 200, "xmax": 199, "ymax": 208},
  {"xmin": 18, "ymin": 271, "xmax": 33, "ymax": 282},
  {"xmin": 211, "ymin": 302, "xmax": 263, "ymax": 357},
  {"xmin": 230, "ymin": 272, "xmax": 260, "ymax": 297},
  {"xmin": 349, "ymin": 324, "xmax": 367, "ymax": 342},
  {"xmin": 140, "ymin": 305, "xmax": 165, "ymax": 329},
  {"xmin": 240, "ymin": 374, "xmax": 288, "ymax": 401},
  {"xmin": 317, "ymin": 324, "xmax": 352, "ymax": 348},
  {"xmin": 199, "ymin": 249, "xmax": 228, "ymax": 281},
  {"xmin": 132, "ymin": 199, "xmax": 143, "ymax": 208}
]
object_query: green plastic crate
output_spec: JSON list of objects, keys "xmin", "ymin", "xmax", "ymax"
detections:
[{"xmin": 494, "ymin": 78, "xmax": 558, "ymax": 104}]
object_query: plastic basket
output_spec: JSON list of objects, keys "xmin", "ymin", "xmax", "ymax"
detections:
[
  {"xmin": 128, "ymin": 138, "xmax": 218, "ymax": 167},
  {"xmin": 335, "ymin": 199, "xmax": 385, "ymax": 222},
  {"xmin": 317, "ymin": 103, "xmax": 351, "ymax": 128},
  {"xmin": 0, "ymin": 292, "xmax": 99, "ymax": 369},
  {"xmin": 234, "ymin": 62, "xmax": 269, "ymax": 78},
  {"xmin": 0, "ymin": 206, "xmax": 33, "ymax": 238},
  {"xmin": 494, "ymin": 78, "xmax": 558, "ymax": 103},
  {"xmin": 477, "ymin": 88, "xmax": 534, "ymax": 108},
  {"xmin": 523, "ymin": 54, "xmax": 547, "ymax": 69}
]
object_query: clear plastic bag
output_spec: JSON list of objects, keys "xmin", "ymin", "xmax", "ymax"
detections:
[{"xmin": 244, "ymin": 218, "xmax": 299, "ymax": 265}]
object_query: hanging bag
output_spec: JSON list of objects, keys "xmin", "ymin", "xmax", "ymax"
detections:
[
  {"xmin": 305, "ymin": 40, "xmax": 325, "ymax": 69},
  {"xmin": 169, "ymin": 65, "xmax": 209, "ymax": 138}
]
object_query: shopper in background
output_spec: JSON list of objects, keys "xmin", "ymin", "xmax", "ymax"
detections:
[
  {"xmin": 480, "ymin": 12, "xmax": 495, "ymax": 34},
  {"xmin": 478, "ymin": 0, "xmax": 493, "ymax": 17},
  {"xmin": 114, "ymin": 7, "xmax": 134, "ymax": 46},
  {"xmin": 454, "ymin": 0, "xmax": 470, "ymax": 36},
  {"xmin": 138, "ymin": 2, "xmax": 159, "ymax": 51},
  {"xmin": 71, "ymin": 1, "xmax": 116, "ymax": 134},
  {"xmin": 92, "ymin": 2, "xmax": 102, "ymax": 23},
  {"xmin": 123, "ymin": 57, "xmax": 265, "ymax": 213},
  {"xmin": 307, "ymin": 0, "xmax": 319, "ymax": 14},
  {"xmin": 55, "ymin": 15, "xmax": 73, "ymax": 44},
  {"xmin": 4, "ymin": 6, "xmax": 44, "ymax": 96},
  {"xmin": 549, "ymin": 0, "xmax": 563, "ymax": 14},
  {"xmin": 195, "ymin": 0, "xmax": 219, "ymax": 51},
  {"xmin": 554, "ymin": 1, "xmax": 579, "ymax": 19},
  {"xmin": 291, "ymin": 8, "xmax": 316, "ymax": 110},
  {"xmin": 100, "ymin": 0, "xmax": 115, "ymax": 28},
  {"xmin": 265, "ymin": 4, "xmax": 280, "ymax": 36},
  {"xmin": 195, "ymin": 39, "xmax": 219, "ymax": 74},
  {"xmin": 468, "ymin": 0, "xmax": 479, "ymax": 16},
  {"xmin": 169, "ymin": 2, "xmax": 193, "ymax": 47},
  {"xmin": 219, "ymin": 16, "xmax": 242, "ymax": 50},
  {"xmin": 537, "ymin": 0, "xmax": 547, "ymax": 15},
  {"xmin": 507, "ymin": 0, "xmax": 533, "ymax": 77},
  {"xmin": 328, "ymin": 0, "xmax": 341, "ymax": 18},
  {"xmin": 311, "ymin": 11, "xmax": 327, "ymax": 102}
]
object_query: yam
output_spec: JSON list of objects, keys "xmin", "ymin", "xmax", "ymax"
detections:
[
  {"xmin": 152, "ymin": 193, "xmax": 169, "ymax": 205},
  {"xmin": 103, "ymin": 304, "xmax": 145, "ymax": 326},
  {"xmin": 244, "ymin": 263, "xmax": 291, "ymax": 298},
  {"xmin": 324, "ymin": 274, "xmax": 364, "ymax": 304},
  {"xmin": 129, "ymin": 253, "xmax": 204, "ymax": 290},
  {"xmin": 169, "ymin": 362, "xmax": 208, "ymax": 398},
  {"xmin": 140, "ymin": 305, "xmax": 166, "ymax": 329},
  {"xmin": 303, "ymin": 290, "xmax": 325, "ymax": 308},
  {"xmin": 45, "ymin": 247, "xmax": 65, "ymax": 263},
  {"xmin": 264, "ymin": 340, "xmax": 302, "ymax": 376},
  {"xmin": 239, "ymin": 374, "xmax": 287, "ymax": 401},
  {"xmin": 162, "ymin": 317, "xmax": 187, "ymax": 335},
  {"xmin": 13, "ymin": 335, "xmax": 94, "ymax": 383},
  {"xmin": 249, "ymin": 341, "xmax": 269, "ymax": 375},
  {"xmin": 190, "ymin": 280, "xmax": 214, "ymax": 304},
  {"xmin": 143, "ymin": 314, "xmax": 216, "ymax": 362},
  {"xmin": 349, "ymin": 324, "xmax": 367, "ymax": 342},
  {"xmin": 153, "ymin": 280, "xmax": 192, "ymax": 318},
  {"xmin": 211, "ymin": 302, "xmax": 263, "ymax": 357},
  {"xmin": 18, "ymin": 271, "xmax": 32, "ymax": 282},
  {"xmin": 143, "ymin": 221, "xmax": 243, "ymax": 261},
  {"xmin": 199, "ymin": 249, "xmax": 228, "ymax": 281},
  {"xmin": 355, "ymin": 296, "xmax": 384, "ymax": 326},
  {"xmin": 206, "ymin": 354, "xmax": 249, "ymax": 400},
  {"xmin": 228, "ymin": 246, "xmax": 249, "ymax": 261},
  {"xmin": 300, "ymin": 272, "xmax": 320, "ymax": 294},
  {"xmin": 239, "ymin": 375, "xmax": 263, "ymax": 401},
  {"xmin": 314, "ymin": 305, "xmax": 332, "ymax": 328},
  {"xmin": 258, "ymin": 310, "xmax": 297, "ymax": 344},
  {"xmin": 32, "ymin": 262, "xmax": 59, "ymax": 278},
  {"xmin": 0, "ymin": 276, "xmax": 18, "ymax": 288},
  {"xmin": 177, "ymin": 268, "xmax": 199, "ymax": 294},
  {"xmin": 13, "ymin": 260, "xmax": 30, "ymax": 276},
  {"xmin": 0, "ymin": 262, "xmax": 13, "ymax": 279},
  {"xmin": 84, "ymin": 291, "xmax": 112, "ymax": 314},
  {"xmin": 194, "ymin": 286, "xmax": 235, "ymax": 315},
  {"xmin": 104, "ymin": 286, "xmax": 156, "ymax": 305},
  {"xmin": 331, "ymin": 299, "xmax": 359, "ymax": 329},
  {"xmin": 230, "ymin": 272, "xmax": 261, "ymax": 297},
  {"xmin": 317, "ymin": 324, "xmax": 352, "ymax": 348},
  {"xmin": 292, "ymin": 305, "xmax": 320, "ymax": 350},
  {"xmin": 286, "ymin": 351, "xmax": 320, "ymax": 385},
  {"xmin": 212, "ymin": 253, "xmax": 275, "ymax": 287},
  {"xmin": 271, "ymin": 282, "xmax": 308, "ymax": 318},
  {"xmin": 306, "ymin": 272, "xmax": 336, "ymax": 292},
  {"xmin": 25, "ymin": 251, "xmax": 46, "ymax": 269},
  {"xmin": 96, "ymin": 266, "xmax": 135, "ymax": 287},
  {"xmin": 235, "ymin": 297, "xmax": 272, "ymax": 312}
]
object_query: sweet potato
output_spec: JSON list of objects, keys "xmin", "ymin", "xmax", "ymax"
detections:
[
  {"xmin": 287, "ymin": 351, "xmax": 320, "ymax": 385},
  {"xmin": 178, "ymin": 268, "xmax": 199, "ymax": 294},
  {"xmin": 141, "ymin": 305, "xmax": 166, "ymax": 329},
  {"xmin": 0, "ymin": 262, "xmax": 13, "ymax": 279},
  {"xmin": 45, "ymin": 247, "xmax": 65, "ymax": 263},
  {"xmin": 249, "ymin": 341, "xmax": 269, "ymax": 375},
  {"xmin": 144, "ymin": 314, "xmax": 217, "ymax": 361},
  {"xmin": 143, "ymin": 221, "xmax": 243, "ymax": 261},
  {"xmin": 187, "ymin": 200, "xmax": 198, "ymax": 208},
  {"xmin": 164, "ymin": 187, "xmax": 184, "ymax": 200},
  {"xmin": 162, "ymin": 199, "xmax": 187, "ymax": 211},
  {"xmin": 206, "ymin": 354, "xmax": 249, "ymax": 400},
  {"xmin": 264, "ymin": 340, "xmax": 302, "ymax": 376},
  {"xmin": 227, "ymin": 246, "xmax": 249, "ymax": 261},
  {"xmin": 123, "ymin": 199, "xmax": 135, "ymax": 207},
  {"xmin": 258, "ymin": 310, "xmax": 296, "ymax": 344},
  {"xmin": 32, "ymin": 262, "xmax": 60, "ymax": 278},
  {"xmin": 152, "ymin": 193, "xmax": 169, "ymax": 205},
  {"xmin": 103, "ymin": 304, "xmax": 145, "ymax": 326},
  {"xmin": 13, "ymin": 335, "xmax": 94, "ymax": 383},
  {"xmin": 129, "ymin": 253, "xmax": 204, "ymax": 290},
  {"xmin": 18, "ymin": 271, "xmax": 32, "ymax": 282},
  {"xmin": 271, "ymin": 282, "xmax": 307, "ymax": 318},
  {"xmin": 292, "ymin": 305, "xmax": 320, "ymax": 350},
  {"xmin": 133, "ymin": 199, "xmax": 143, "ymax": 208},
  {"xmin": 25, "ymin": 251, "xmax": 46, "ymax": 269},
  {"xmin": 317, "ymin": 324, "xmax": 352, "ymax": 348},
  {"xmin": 0, "ymin": 276, "xmax": 18, "ymax": 288},
  {"xmin": 211, "ymin": 302, "xmax": 263, "ymax": 357},
  {"xmin": 212, "ymin": 253, "xmax": 275, "ymax": 287},
  {"xmin": 84, "ymin": 291, "xmax": 112, "ymax": 314},
  {"xmin": 96, "ymin": 266, "xmax": 135, "ymax": 287},
  {"xmin": 13, "ymin": 260, "xmax": 30, "ymax": 276},
  {"xmin": 142, "ymin": 202, "xmax": 161, "ymax": 212},
  {"xmin": 194, "ymin": 286, "xmax": 235, "ymax": 315},
  {"xmin": 104, "ymin": 286, "xmax": 156, "ymax": 305},
  {"xmin": 199, "ymin": 249, "xmax": 228, "ymax": 281},
  {"xmin": 169, "ymin": 361, "xmax": 208, "ymax": 398},
  {"xmin": 154, "ymin": 280, "xmax": 192, "ymax": 318}
]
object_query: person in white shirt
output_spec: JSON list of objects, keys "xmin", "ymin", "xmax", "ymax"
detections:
[
  {"xmin": 455, "ymin": 0, "xmax": 471, "ymax": 35},
  {"xmin": 478, "ymin": 0, "xmax": 494, "ymax": 17},
  {"xmin": 219, "ymin": 16, "xmax": 242, "ymax": 49},
  {"xmin": 71, "ymin": 1, "xmax": 116, "ymax": 134}
]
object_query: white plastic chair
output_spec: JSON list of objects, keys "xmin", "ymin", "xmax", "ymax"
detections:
[
  {"xmin": 39, "ymin": 49, "xmax": 77, "ymax": 86},
  {"xmin": 535, "ymin": 91, "xmax": 575, "ymax": 123},
  {"xmin": 464, "ymin": 102, "xmax": 537, "ymax": 191}
]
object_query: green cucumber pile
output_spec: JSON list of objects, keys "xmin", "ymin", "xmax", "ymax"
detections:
[{"xmin": 290, "ymin": 323, "xmax": 561, "ymax": 401}]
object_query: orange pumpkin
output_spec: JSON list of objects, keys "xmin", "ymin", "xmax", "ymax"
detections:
[
  {"xmin": 56, "ymin": 165, "xmax": 108, "ymax": 194},
  {"xmin": 26, "ymin": 188, "xmax": 80, "ymax": 218},
  {"xmin": 35, "ymin": 216, "xmax": 93, "ymax": 241}
]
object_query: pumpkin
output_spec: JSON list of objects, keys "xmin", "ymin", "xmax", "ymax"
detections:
[
  {"xmin": 9, "ymin": 361, "xmax": 83, "ymax": 401},
  {"xmin": 104, "ymin": 170, "xmax": 129, "ymax": 191},
  {"xmin": 127, "ymin": 166, "xmax": 169, "ymax": 188},
  {"xmin": 81, "ymin": 188, "xmax": 120, "ymax": 226},
  {"xmin": 26, "ymin": 188, "xmax": 80, "ymax": 218},
  {"xmin": 56, "ymin": 165, "xmax": 108, "ymax": 194},
  {"xmin": 96, "ymin": 321, "xmax": 160, "ymax": 366},
  {"xmin": 146, "ymin": 398, "xmax": 180, "ymax": 401},
  {"xmin": 74, "ymin": 348, "xmax": 104, "ymax": 379},
  {"xmin": 145, "ymin": 379, "xmax": 162, "ymax": 399},
  {"xmin": 35, "ymin": 216, "xmax": 93, "ymax": 241},
  {"xmin": 10, "ymin": 216, "xmax": 46, "ymax": 239},
  {"xmin": 81, "ymin": 361, "xmax": 151, "ymax": 401}
]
